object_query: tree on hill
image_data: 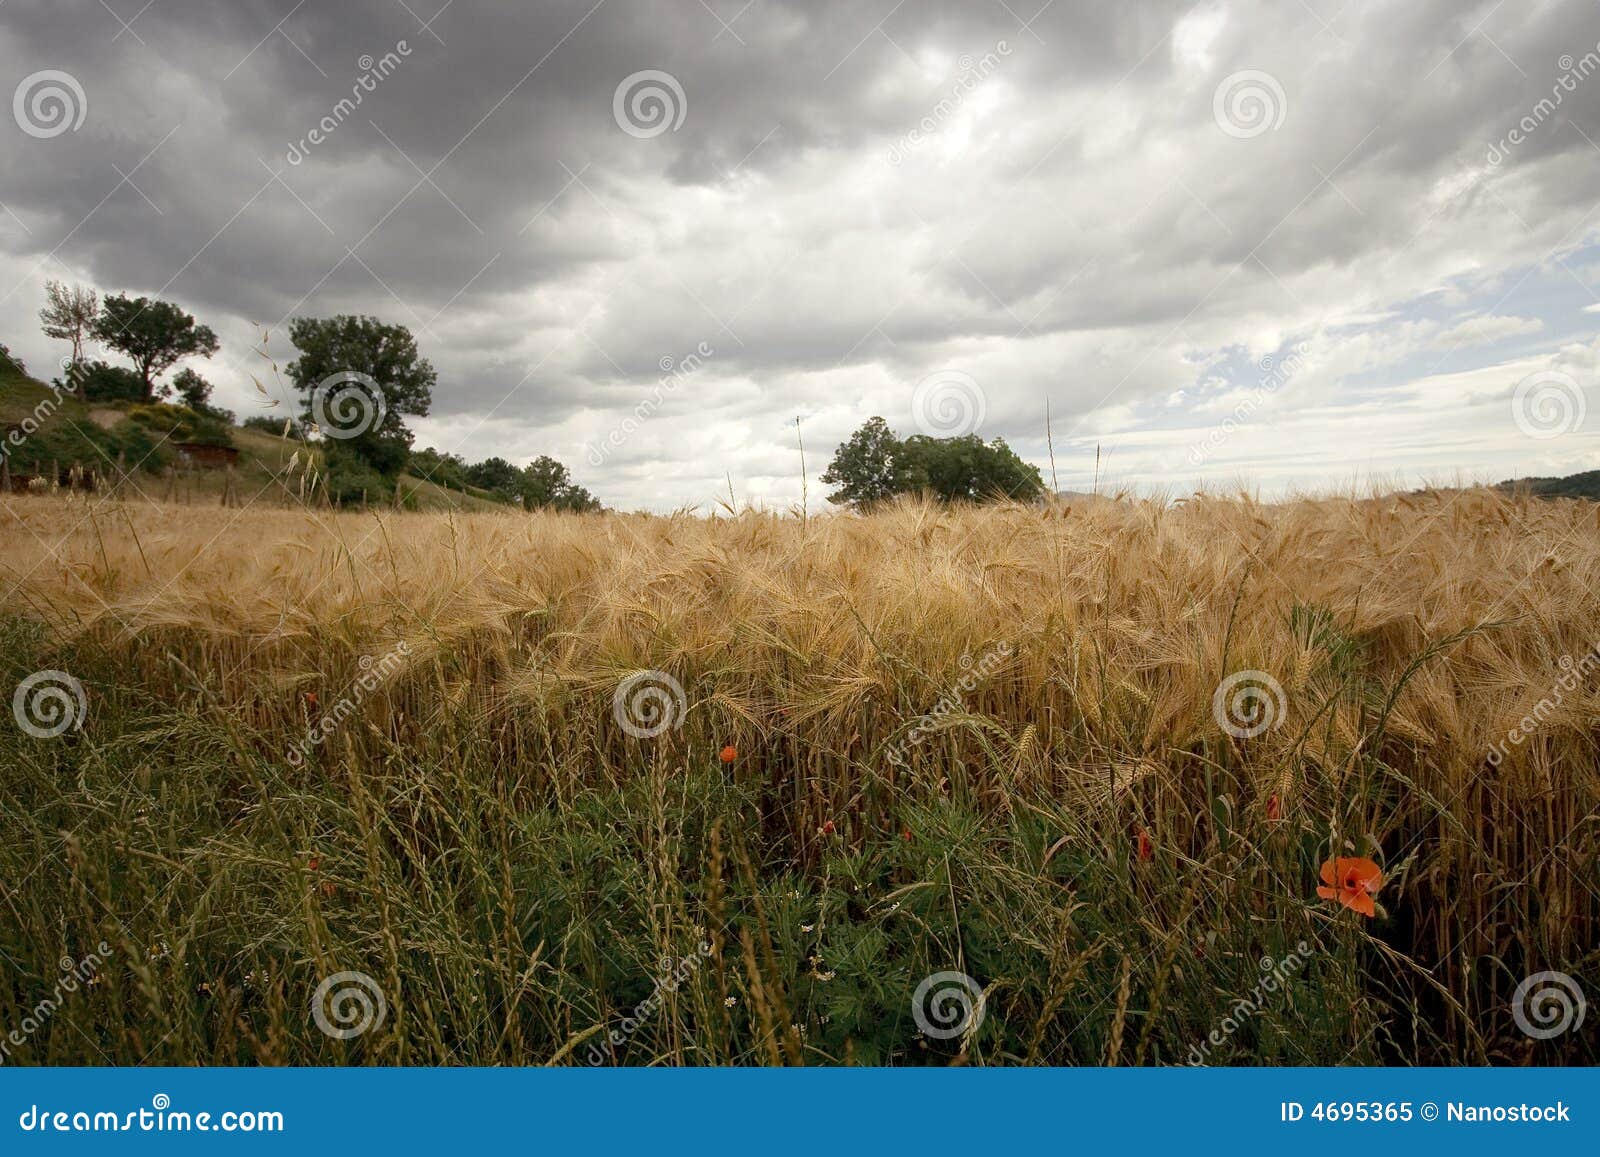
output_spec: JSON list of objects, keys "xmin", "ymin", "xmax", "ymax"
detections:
[
  {"xmin": 521, "ymin": 454, "xmax": 601, "ymax": 511},
  {"xmin": 40, "ymin": 281, "xmax": 98, "ymax": 366},
  {"xmin": 0, "ymin": 340, "xmax": 22, "ymax": 376},
  {"xmin": 92, "ymin": 294, "xmax": 219, "ymax": 403},
  {"xmin": 464, "ymin": 455, "xmax": 523, "ymax": 497},
  {"xmin": 172, "ymin": 367, "xmax": 232, "ymax": 421},
  {"xmin": 287, "ymin": 315, "xmax": 434, "ymax": 476},
  {"xmin": 821, "ymin": 416, "xmax": 1044, "ymax": 509}
]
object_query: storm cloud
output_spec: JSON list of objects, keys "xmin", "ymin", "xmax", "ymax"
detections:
[{"xmin": 2, "ymin": 0, "xmax": 1598, "ymax": 509}]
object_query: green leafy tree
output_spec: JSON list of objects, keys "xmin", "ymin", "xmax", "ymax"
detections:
[
  {"xmin": 171, "ymin": 367, "xmax": 232, "ymax": 421},
  {"xmin": 520, "ymin": 454, "xmax": 601, "ymax": 512},
  {"xmin": 464, "ymin": 455, "xmax": 523, "ymax": 498},
  {"xmin": 822, "ymin": 417, "xmax": 1044, "ymax": 509},
  {"xmin": 900, "ymin": 433, "xmax": 1044, "ymax": 503},
  {"xmin": 92, "ymin": 294, "xmax": 219, "ymax": 403},
  {"xmin": 819, "ymin": 416, "xmax": 914, "ymax": 508},
  {"xmin": 286, "ymin": 315, "xmax": 435, "ymax": 476}
]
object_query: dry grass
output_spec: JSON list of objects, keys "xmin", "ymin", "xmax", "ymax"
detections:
[{"xmin": 1, "ymin": 486, "xmax": 1595, "ymax": 1064}]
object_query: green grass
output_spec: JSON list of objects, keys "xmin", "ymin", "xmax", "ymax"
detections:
[{"xmin": 1, "ymin": 615, "xmax": 1588, "ymax": 1067}]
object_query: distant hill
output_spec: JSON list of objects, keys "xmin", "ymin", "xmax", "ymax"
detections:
[
  {"xmin": 1497, "ymin": 470, "xmax": 1600, "ymax": 502},
  {"xmin": 1, "ymin": 353, "xmax": 512, "ymax": 512}
]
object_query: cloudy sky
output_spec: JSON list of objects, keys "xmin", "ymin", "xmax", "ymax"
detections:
[{"xmin": 2, "ymin": 0, "xmax": 1597, "ymax": 510}]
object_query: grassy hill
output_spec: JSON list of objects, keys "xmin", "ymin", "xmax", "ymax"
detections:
[
  {"xmin": 1498, "ymin": 469, "xmax": 1600, "ymax": 501},
  {"xmin": 1, "ymin": 353, "xmax": 512, "ymax": 512}
]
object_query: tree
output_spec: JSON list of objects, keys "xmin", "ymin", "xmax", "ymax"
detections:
[
  {"xmin": 819, "ymin": 416, "xmax": 913, "ymax": 508},
  {"xmin": 0, "ymin": 340, "xmax": 22, "ymax": 376},
  {"xmin": 900, "ymin": 433, "xmax": 1044, "ymax": 503},
  {"xmin": 521, "ymin": 455, "xmax": 601, "ymax": 511},
  {"xmin": 287, "ymin": 315, "xmax": 435, "ymax": 476},
  {"xmin": 39, "ymin": 280, "xmax": 98, "ymax": 366},
  {"xmin": 92, "ymin": 294, "xmax": 219, "ymax": 402},
  {"xmin": 69, "ymin": 360, "xmax": 145, "ymax": 402},
  {"xmin": 464, "ymin": 455, "xmax": 523, "ymax": 498},
  {"xmin": 821, "ymin": 417, "xmax": 1044, "ymax": 509}
]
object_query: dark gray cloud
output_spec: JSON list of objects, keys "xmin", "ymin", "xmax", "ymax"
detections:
[{"xmin": 3, "ymin": 0, "xmax": 1599, "ymax": 508}]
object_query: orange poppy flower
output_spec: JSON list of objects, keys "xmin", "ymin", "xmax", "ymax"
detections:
[
  {"xmin": 901, "ymin": 827, "xmax": 912, "ymax": 842},
  {"xmin": 1317, "ymin": 856, "xmax": 1383, "ymax": 917},
  {"xmin": 719, "ymin": 745, "xmax": 737, "ymax": 763}
]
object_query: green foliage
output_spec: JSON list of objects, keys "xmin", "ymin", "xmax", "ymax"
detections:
[
  {"xmin": 409, "ymin": 446, "xmax": 470, "ymax": 490},
  {"xmin": 125, "ymin": 403, "xmax": 236, "ymax": 448},
  {"xmin": 822, "ymin": 417, "xmax": 1044, "ymax": 508},
  {"xmin": 92, "ymin": 294, "xmax": 220, "ymax": 402},
  {"xmin": 320, "ymin": 442, "xmax": 393, "ymax": 506},
  {"xmin": 172, "ymin": 367, "xmax": 232, "ymax": 422},
  {"xmin": 242, "ymin": 414, "xmax": 304, "ymax": 439},
  {"xmin": 66, "ymin": 359, "xmax": 145, "ymax": 403},
  {"xmin": 521, "ymin": 454, "xmax": 601, "ymax": 511},
  {"xmin": 819, "ymin": 416, "xmax": 911, "ymax": 507},
  {"xmin": 1498, "ymin": 470, "xmax": 1600, "ymax": 502},
  {"xmin": 287, "ymin": 315, "xmax": 435, "ymax": 477}
]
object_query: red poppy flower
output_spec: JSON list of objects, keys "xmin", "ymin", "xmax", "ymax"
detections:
[
  {"xmin": 304, "ymin": 691, "xmax": 318, "ymax": 709},
  {"xmin": 901, "ymin": 828, "xmax": 912, "ymax": 842},
  {"xmin": 1136, "ymin": 828, "xmax": 1154, "ymax": 862},
  {"xmin": 307, "ymin": 855, "xmax": 320, "ymax": 872},
  {"xmin": 820, "ymin": 819, "xmax": 835, "ymax": 835},
  {"xmin": 719, "ymin": 745, "xmax": 737, "ymax": 763},
  {"xmin": 1317, "ymin": 856, "xmax": 1383, "ymax": 917},
  {"xmin": 1266, "ymin": 794, "xmax": 1282, "ymax": 822}
]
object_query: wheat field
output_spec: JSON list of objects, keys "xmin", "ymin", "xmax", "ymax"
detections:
[{"xmin": 1, "ymin": 487, "xmax": 1596, "ymax": 1065}]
